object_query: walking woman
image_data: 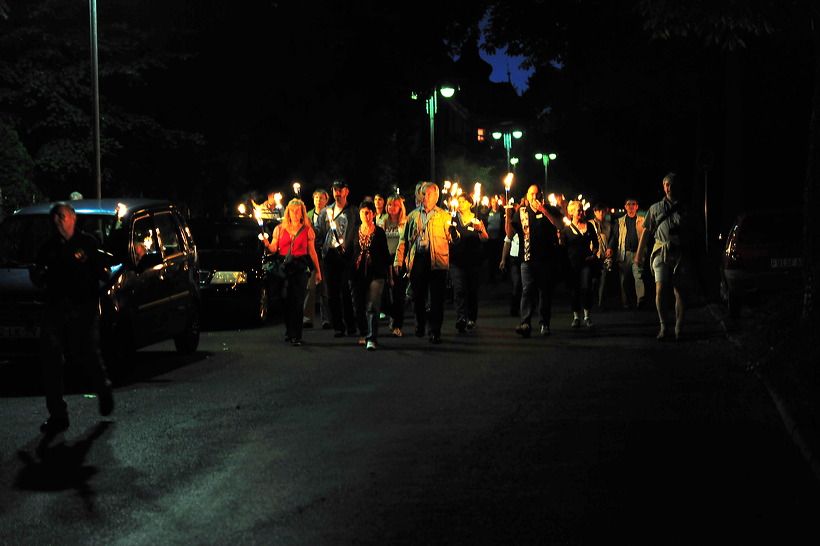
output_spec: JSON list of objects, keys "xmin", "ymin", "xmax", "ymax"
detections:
[
  {"xmin": 449, "ymin": 193, "xmax": 488, "ymax": 332},
  {"xmin": 561, "ymin": 200, "xmax": 599, "ymax": 328},
  {"xmin": 266, "ymin": 199, "xmax": 322, "ymax": 346},
  {"xmin": 352, "ymin": 200, "xmax": 392, "ymax": 350},
  {"xmin": 378, "ymin": 194, "xmax": 407, "ymax": 337}
]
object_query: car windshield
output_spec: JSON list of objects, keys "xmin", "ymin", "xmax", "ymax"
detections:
[
  {"xmin": 191, "ymin": 222, "xmax": 261, "ymax": 251},
  {"xmin": 0, "ymin": 213, "xmax": 119, "ymax": 265}
]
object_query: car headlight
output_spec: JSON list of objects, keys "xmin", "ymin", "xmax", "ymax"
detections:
[{"xmin": 210, "ymin": 271, "xmax": 248, "ymax": 284}]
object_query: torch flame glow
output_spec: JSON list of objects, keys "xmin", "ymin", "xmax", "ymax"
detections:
[
  {"xmin": 504, "ymin": 173, "xmax": 514, "ymax": 191},
  {"xmin": 548, "ymin": 193, "xmax": 558, "ymax": 207}
]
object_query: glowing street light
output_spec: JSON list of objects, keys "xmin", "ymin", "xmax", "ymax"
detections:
[
  {"xmin": 492, "ymin": 130, "xmax": 523, "ymax": 171},
  {"xmin": 535, "ymin": 152, "xmax": 557, "ymax": 192},
  {"xmin": 413, "ymin": 84, "xmax": 457, "ymax": 183}
]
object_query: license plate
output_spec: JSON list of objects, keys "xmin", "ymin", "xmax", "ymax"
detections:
[
  {"xmin": 0, "ymin": 325, "xmax": 41, "ymax": 338},
  {"xmin": 771, "ymin": 257, "xmax": 803, "ymax": 268}
]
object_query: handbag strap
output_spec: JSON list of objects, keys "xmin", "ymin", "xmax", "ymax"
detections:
[{"xmin": 281, "ymin": 225, "xmax": 305, "ymax": 257}]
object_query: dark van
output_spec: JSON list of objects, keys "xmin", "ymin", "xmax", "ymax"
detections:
[{"xmin": 0, "ymin": 198, "xmax": 201, "ymax": 368}]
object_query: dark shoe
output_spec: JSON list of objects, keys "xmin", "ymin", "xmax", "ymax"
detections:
[
  {"xmin": 515, "ymin": 323, "xmax": 531, "ymax": 338},
  {"xmin": 302, "ymin": 321, "xmax": 314, "ymax": 329},
  {"xmin": 540, "ymin": 324, "xmax": 551, "ymax": 336},
  {"xmin": 466, "ymin": 321, "xmax": 476, "ymax": 330},
  {"xmin": 415, "ymin": 327, "xmax": 425, "ymax": 338},
  {"xmin": 40, "ymin": 415, "xmax": 70, "ymax": 434},
  {"xmin": 98, "ymin": 391, "xmax": 114, "ymax": 417},
  {"xmin": 291, "ymin": 339, "xmax": 302, "ymax": 346},
  {"xmin": 284, "ymin": 335, "xmax": 294, "ymax": 343},
  {"xmin": 334, "ymin": 330, "xmax": 345, "ymax": 338},
  {"xmin": 429, "ymin": 334, "xmax": 442, "ymax": 344},
  {"xmin": 455, "ymin": 318, "xmax": 467, "ymax": 333},
  {"xmin": 322, "ymin": 322, "xmax": 332, "ymax": 330}
]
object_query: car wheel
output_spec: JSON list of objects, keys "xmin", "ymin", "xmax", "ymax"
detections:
[{"xmin": 174, "ymin": 306, "xmax": 200, "ymax": 354}]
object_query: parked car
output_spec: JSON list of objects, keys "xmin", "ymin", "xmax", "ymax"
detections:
[
  {"xmin": 719, "ymin": 209, "xmax": 804, "ymax": 317},
  {"xmin": 188, "ymin": 216, "xmax": 281, "ymax": 324},
  {"xmin": 0, "ymin": 198, "xmax": 201, "ymax": 369}
]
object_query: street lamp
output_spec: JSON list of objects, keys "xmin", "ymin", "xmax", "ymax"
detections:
[
  {"xmin": 414, "ymin": 84, "xmax": 456, "ymax": 183},
  {"xmin": 535, "ymin": 152, "xmax": 557, "ymax": 192},
  {"xmin": 492, "ymin": 130, "xmax": 523, "ymax": 171}
]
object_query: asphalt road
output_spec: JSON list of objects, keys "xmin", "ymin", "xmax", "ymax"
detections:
[{"xmin": 1, "ymin": 279, "xmax": 819, "ymax": 545}]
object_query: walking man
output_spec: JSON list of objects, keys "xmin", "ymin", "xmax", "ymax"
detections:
[
  {"xmin": 610, "ymin": 197, "xmax": 646, "ymax": 309},
  {"xmin": 394, "ymin": 181, "xmax": 451, "ymax": 344},
  {"xmin": 29, "ymin": 202, "xmax": 114, "ymax": 433},
  {"xmin": 636, "ymin": 173, "xmax": 692, "ymax": 340}
]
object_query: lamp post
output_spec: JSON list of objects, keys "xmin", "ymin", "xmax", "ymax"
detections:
[
  {"xmin": 417, "ymin": 85, "xmax": 456, "ymax": 183},
  {"xmin": 535, "ymin": 152, "xmax": 557, "ymax": 192},
  {"xmin": 491, "ymin": 130, "xmax": 523, "ymax": 172}
]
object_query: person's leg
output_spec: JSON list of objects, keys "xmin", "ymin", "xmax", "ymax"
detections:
[
  {"xmin": 40, "ymin": 306, "xmax": 68, "ymax": 422},
  {"xmin": 289, "ymin": 271, "xmax": 309, "ymax": 342},
  {"xmin": 536, "ymin": 260, "xmax": 554, "ymax": 328},
  {"xmin": 428, "ymin": 269, "xmax": 447, "ymax": 338},
  {"xmin": 341, "ymin": 264, "xmax": 357, "ymax": 335},
  {"xmin": 449, "ymin": 264, "xmax": 468, "ymax": 328},
  {"xmin": 519, "ymin": 261, "xmax": 535, "ymax": 326},
  {"xmin": 70, "ymin": 303, "xmax": 111, "ymax": 395},
  {"xmin": 303, "ymin": 268, "xmax": 317, "ymax": 324},
  {"xmin": 618, "ymin": 259, "xmax": 630, "ymax": 307},
  {"xmin": 673, "ymin": 286, "xmax": 686, "ymax": 339},
  {"xmin": 324, "ymin": 255, "xmax": 344, "ymax": 334},
  {"xmin": 466, "ymin": 265, "xmax": 480, "ymax": 323},
  {"xmin": 410, "ymin": 257, "xmax": 431, "ymax": 336},
  {"xmin": 632, "ymin": 256, "xmax": 646, "ymax": 307},
  {"xmin": 366, "ymin": 279, "xmax": 385, "ymax": 343},
  {"xmin": 391, "ymin": 275, "xmax": 407, "ymax": 331},
  {"xmin": 510, "ymin": 259, "xmax": 522, "ymax": 316}
]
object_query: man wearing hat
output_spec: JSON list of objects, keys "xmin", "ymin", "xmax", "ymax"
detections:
[{"xmin": 315, "ymin": 180, "xmax": 360, "ymax": 337}]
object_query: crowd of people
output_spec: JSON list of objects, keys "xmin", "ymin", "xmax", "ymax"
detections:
[{"xmin": 265, "ymin": 172, "xmax": 692, "ymax": 349}]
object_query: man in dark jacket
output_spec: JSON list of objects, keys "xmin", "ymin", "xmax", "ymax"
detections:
[
  {"xmin": 315, "ymin": 180, "xmax": 360, "ymax": 337},
  {"xmin": 29, "ymin": 202, "xmax": 114, "ymax": 434}
]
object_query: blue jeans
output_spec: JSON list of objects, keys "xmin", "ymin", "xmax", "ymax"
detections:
[
  {"xmin": 519, "ymin": 259, "xmax": 555, "ymax": 326},
  {"xmin": 354, "ymin": 278, "xmax": 385, "ymax": 342},
  {"xmin": 449, "ymin": 263, "xmax": 480, "ymax": 322}
]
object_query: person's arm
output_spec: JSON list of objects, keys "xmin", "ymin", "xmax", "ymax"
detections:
[
  {"xmin": 394, "ymin": 215, "xmax": 410, "ymax": 275},
  {"xmin": 306, "ymin": 228, "xmax": 322, "ymax": 283},
  {"xmin": 474, "ymin": 217, "xmax": 489, "ymax": 241},
  {"xmin": 266, "ymin": 225, "xmax": 281, "ymax": 254},
  {"xmin": 500, "ymin": 237, "xmax": 512, "ymax": 271}
]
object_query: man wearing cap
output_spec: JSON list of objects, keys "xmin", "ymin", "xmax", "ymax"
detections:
[{"xmin": 316, "ymin": 180, "xmax": 360, "ymax": 337}]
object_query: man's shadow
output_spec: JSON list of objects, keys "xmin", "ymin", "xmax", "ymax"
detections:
[{"xmin": 14, "ymin": 421, "xmax": 113, "ymax": 509}]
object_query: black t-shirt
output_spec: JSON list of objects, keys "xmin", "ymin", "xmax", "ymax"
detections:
[{"xmin": 510, "ymin": 206, "xmax": 559, "ymax": 262}]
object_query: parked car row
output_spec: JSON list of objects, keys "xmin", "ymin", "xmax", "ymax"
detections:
[{"xmin": 0, "ymin": 198, "xmax": 285, "ymax": 373}]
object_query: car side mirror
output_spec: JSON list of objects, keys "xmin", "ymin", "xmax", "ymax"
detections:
[{"xmin": 136, "ymin": 252, "xmax": 163, "ymax": 273}]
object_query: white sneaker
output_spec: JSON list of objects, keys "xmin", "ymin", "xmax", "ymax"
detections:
[
  {"xmin": 571, "ymin": 317, "xmax": 580, "ymax": 328},
  {"xmin": 366, "ymin": 341, "xmax": 376, "ymax": 351},
  {"xmin": 583, "ymin": 317, "xmax": 593, "ymax": 328}
]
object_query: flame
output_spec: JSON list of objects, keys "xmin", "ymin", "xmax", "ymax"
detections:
[
  {"xmin": 237, "ymin": 203, "xmax": 247, "ymax": 215},
  {"xmin": 562, "ymin": 217, "xmax": 571, "ymax": 226},
  {"xmin": 547, "ymin": 193, "xmax": 558, "ymax": 207},
  {"xmin": 481, "ymin": 196, "xmax": 490, "ymax": 207},
  {"xmin": 504, "ymin": 172, "xmax": 514, "ymax": 191},
  {"xmin": 273, "ymin": 192, "xmax": 283, "ymax": 208},
  {"xmin": 473, "ymin": 182, "xmax": 481, "ymax": 207},
  {"xmin": 293, "ymin": 182, "xmax": 301, "ymax": 196}
]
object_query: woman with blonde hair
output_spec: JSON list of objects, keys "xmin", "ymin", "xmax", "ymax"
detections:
[
  {"xmin": 378, "ymin": 194, "xmax": 407, "ymax": 336},
  {"xmin": 560, "ymin": 200, "xmax": 599, "ymax": 328},
  {"xmin": 266, "ymin": 199, "xmax": 322, "ymax": 346}
]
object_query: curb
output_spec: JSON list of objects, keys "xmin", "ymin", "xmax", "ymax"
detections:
[{"xmin": 707, "ymin": 302, "xmax": 820, "ymax": 485}]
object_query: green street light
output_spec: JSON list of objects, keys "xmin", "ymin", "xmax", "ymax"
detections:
[
  {"xmin": 492, "ymin": 130, "xmax": 524, "ymax": 171},
  {"xmin": 414, "ymin": 85, "xmax": 457, "ymax": 183},
  {"xmin": 535, "ymin": 152, "xmax": 558, "ymax": 192}
]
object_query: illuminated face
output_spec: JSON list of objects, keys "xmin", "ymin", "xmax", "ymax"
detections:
[
  {"xmin": 594, "ymin": 209, "xmax": 604, "ymax": 221},
  {"xmin": 373, "ymin": 195, "xmax": 385, "ymax": 211},
  {"xmin": 625, "ymin": 200, "xmax": 638, "ymax": 216},
  {"xmin": 387, "ymin": 200, "xmax": 402, "ymax": 216},
  {"xmin": 360, "ymin": 207, "xmax": 375, "ymax": 224},
  {"xmin": 313, "ymin": 193, "xmax": 328, "ymax": 211},
  {"xmin": 663, "ymin": 179, "xmax": 675, "ymax": 199},
  {"xmin": 288, "ymin": 204, "xmax": 303, "ymax": 223},
  {"xmin": 53, "ymin": 206, "xmax": 76, "ymax": 240},
  {"xmin": 526, "ymin": 186, "xmax": 540, "ymax": 206},
  {"xmin": 457, "ymin": 196, "xmax": 472, "ymax": 213},
  {"xmin": 422, "ymin": 185, "xmax": 439, "ymax": 210},
  {"xmin": 333, "ymin": 186, "xmax": 349, "ymax": 202}
]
